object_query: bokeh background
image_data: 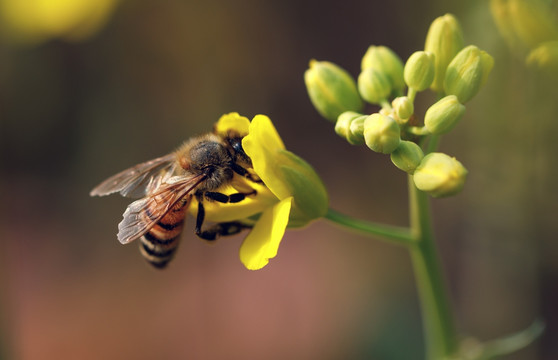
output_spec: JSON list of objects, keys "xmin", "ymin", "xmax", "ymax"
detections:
[{"xmin": 1, "ymin": 0, "xmax": 557, "ymax": 359}]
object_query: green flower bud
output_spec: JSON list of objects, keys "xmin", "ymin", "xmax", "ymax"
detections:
[
  {"xmin": 424, "ymin": 13, "xmax": 464, "ymax": 93},
  {"xmin": 392, "ymin": 96, "xmax": 414, "ymax": 121},
  {"xmin": 390, "ymin": 140, "xmax": 424, "ymax": 174},
  {"xmin": 335, "ymin": 111, "xmax": 366, "ymax": 145},
  {"xmin": 349, "ymin": 115, "xmax": 366, "ymax": 145},
  {"xmin": 304, "ymin": 60, "xmax": 364, "ymax": 122},
  {"xmin": 335, "ymin": 111, "xmax": 360, "ymax": 138},
  {"xmin": 526, "ymin": 41, "xmax": 558, "ymax": 77},
  {"xmin": 404, "ymin": 51, "xmax": 435, "ymax": 91},
  {"xmin": 444, "ymin": 45, "xmax": 494, "ymax": 103},
  {"xmin": 363, "ymin": 113, "xmax": 401, "ymax": 154},
  {"xmin": 358, "ymin": 68, "xmax": 392, "ymax": 105},
  {"xmin": 413, "ymin": 153, "xmax": 468, "ymax": 198},
  {"xmin": 424, "ymin": 95, "xmax": 466, "ymax": 135},
  {"xmin": 361, "ymin": 45, "xmax": 405, "ymax": 93}
]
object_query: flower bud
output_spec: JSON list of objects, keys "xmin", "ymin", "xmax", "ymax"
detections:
[
  {"xmin": 335, "ymin": 111, "xmax": 359, "ymax": 138},
  {"xmin": 390, "ymin": 141, "xmax": 424, "ymax": 174},
  {"xmin": 491, "ymin": 0, "xmax": 558, "ymax": 53},
  {"xmin": 392, "ymin": 96, "xmax": 414, "ymax": 121},
  {"xmin": 361, "ymin": 45, "xmax": 405, "ymax": 93},
  {"xmin": 424, "ymin": 14, "xmax": 464, "ymax": 93},
  {"xmin": 349, "ymin": 115, "xmax": 366, "ymax": 145},
  {"xmin": 424, "ymin": 95, "xmax": 466, "ymax": 135},
  {"xmin": 444, "ymin": 45, "xmax": 494, "ymax": 103},
  {"xmin": 305, "ymin": 60, "xmax": 364, "ymax": 122},
  {"xmin": 404, "ymin": 51, "xmax": 435, "ymax": 91},
  {"xmin": 335, "ymin": 111, "xmax": 366, "ymax": 145},
  {"xmin": 413, "ymin": 153, "xmax": 468, "ymax": 198},
  {"xmin": 363, "ymin": 113, "xmax": 401, "ymax": 154},
  {"xmin": 526, "ymin": 41, "xmax": 558, "ymax": 76},
  {"xmin": 358, "ymin": 68, "xmax": 392, "ymax": 105}
]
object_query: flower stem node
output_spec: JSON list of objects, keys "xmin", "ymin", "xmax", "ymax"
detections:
[
  {"xmin": 390, "ymin": 140, "xmax": 424, "ymax": 174},
  {"xmin": 424, "ymin": 13, "xmax": 465, "ymax": 93},
  {"xmin": 424, "ymin": 95, "xmax": 466, "ymax": 135},
  {"xmin": 304, "ymin": 60, "xmax": 364, "ymax": 122},
  {"xmin": 361, "ymin": 45, "xmax": 406, "ymax": 94},
  {"xmin": 335, "ymin": 111, "xmax": 366, "ymax": 145},
  {"xmin": 444, "ymin": 45, "xmax": 494, "ymax": 103},
  {"xmin": 358, "ymin": 68, "xmax": 392, "ymax": 105},
  {"xmin": 404, "ymin": 51, "xmax": 436, "ymax": 92},
  {"xmin": 413, "ymin": 152, "xmax": 468, "ymax": 198},
  {"xmin": 363, "ymin": 113, "xmax": 401, "ymax": 154},
  {"xmin": 392, "ymin": 96, "xmax": 414, "ymax": 122}
]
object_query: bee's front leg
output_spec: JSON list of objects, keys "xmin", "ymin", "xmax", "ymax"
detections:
[{"xmin": 231, "ymin": 163, "xmax": 262, "ymax": 183}]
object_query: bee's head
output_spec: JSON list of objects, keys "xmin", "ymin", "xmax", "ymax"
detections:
[{"xmin": 189, "ymin": 140, "xmax": 233, "ymax": 190}]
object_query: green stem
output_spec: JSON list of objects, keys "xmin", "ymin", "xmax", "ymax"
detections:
[
  {"xmin": 407, "ymin": 87, "xmax": 417, "ymax": 102},
  {"xmin": 380, "ymin": 99, "xmax": 393, "ymax": 111},
  {"xmin": 408, "ymin": 175, "xmax": 458, "ymax": 359},
  {"xmin": 425, "ymin": 134, "xmax": 440, "ymax": 154},
  {"xmin": 325, "ymin": 208, "xmax": 413, "ymax": 245},
  {"xmin": 324, "ymin": 180, "xmax": 458, "ymax": 359},
  {"xmin": 408, "ymin": 126, "xmax": 431, "ymax": 136}
]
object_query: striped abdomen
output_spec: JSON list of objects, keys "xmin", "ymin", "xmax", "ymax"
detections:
[{"xmin": 139, "ymin": 199, "xmax": 188, "ymax": 269}]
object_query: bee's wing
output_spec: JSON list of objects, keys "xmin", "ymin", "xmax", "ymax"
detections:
[
  {"xmin": 116, "ymin": 175, "xmax": 205, "ymax": 244},
  {"xmin": 90, "ymin": 154, "xmax": 177, "ymax": 198}
]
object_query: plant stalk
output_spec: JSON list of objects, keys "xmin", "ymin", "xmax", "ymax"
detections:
[{"xmin": 408, "ymin": 175, "xmax": 458, "ymax": 359}]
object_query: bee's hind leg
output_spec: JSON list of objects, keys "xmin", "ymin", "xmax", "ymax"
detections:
[{"xmin": 197, "ymin": 220, "xmax": 251, "ymax": 241}]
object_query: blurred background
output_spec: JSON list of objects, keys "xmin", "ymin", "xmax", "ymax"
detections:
[{"xmin": 1, "ymin": 0, "xmax": 557, "ymax": 359}]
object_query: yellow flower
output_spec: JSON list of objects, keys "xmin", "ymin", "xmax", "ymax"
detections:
[
  {"xmin": 0, "ymin": 0, "xmax": 119, "ymax": 44},
  {"xmin": 192, "ymin": 113, "xmax": 329, "ymax": 270}
]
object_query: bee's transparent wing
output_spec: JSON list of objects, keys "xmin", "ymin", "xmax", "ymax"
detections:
[
  {"xmin": 90, "ymin": 154, "xmax": 177, "ymax": 198},
  {"xmin": 117, "ymin": 175, "xmax": 205, "ymax": 244}
]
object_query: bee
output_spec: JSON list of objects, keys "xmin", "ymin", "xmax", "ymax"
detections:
[{"xmin": 90, "ymin": 129, "xmax": 259, "ymax": 269}]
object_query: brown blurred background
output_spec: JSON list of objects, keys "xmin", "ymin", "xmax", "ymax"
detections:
[{"xmin": 1, "ymin": 0, "xmax": 557, "ymax": 359}]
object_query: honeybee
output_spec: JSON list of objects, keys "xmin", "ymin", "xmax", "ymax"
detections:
[{"xmin": 90, "ymin": 129, "xmax": 259, "ymax": 269}]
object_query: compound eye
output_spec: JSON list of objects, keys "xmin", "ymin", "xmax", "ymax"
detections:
[
  {"xmin": 178, "ymin": 156, "xmax": 191, "ymax": 170},
  {"xmin": 228, "ymin": 137, "xmax": 245, "ymax": 155}
]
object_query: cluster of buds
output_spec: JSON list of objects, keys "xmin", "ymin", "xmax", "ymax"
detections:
[{"xmin": 305, "ymin": 14, "xmax": 494, "ymax": 198}]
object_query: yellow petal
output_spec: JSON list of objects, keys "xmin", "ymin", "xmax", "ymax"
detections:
[
  {"xmin": 250, "ymin": 114, "xmax": 286, "ymax": 150},
  {"xmin": 242, "ymin": 115, "xmax": 291, "ymax": 200},
  {"xmin": 214, "ymin": 112, "xmax": 251, "ymax": 137},
  {"xmin": 239, "ymin": 197, "xmax": 293, "ymax": 270}
]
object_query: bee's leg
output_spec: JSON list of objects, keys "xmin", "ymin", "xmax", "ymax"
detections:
[
  {"xmin": 195, "ymin": 196, "xmax": 206, "ymax": 237},
  {"xmin": 231, "ymin": 163, "xmax": 262, "ymax": 183},
  {"xmin": 197, "ymin": 221, "xmax": 252, "ymax": 241},
  {"xmin": 194, "ymin": 200, "xmax": 251, "ymax": 241}
]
